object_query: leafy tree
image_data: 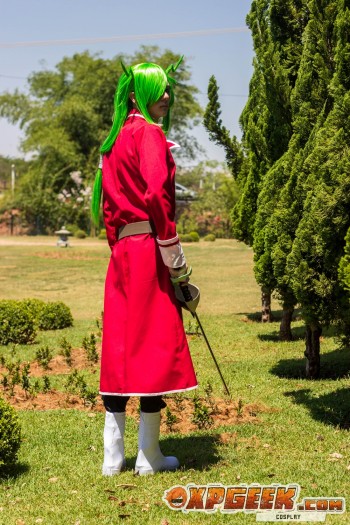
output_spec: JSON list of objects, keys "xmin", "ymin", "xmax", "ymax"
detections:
[
  {"xmin": 253, "ymin": 0, "xmax": 339, "ymax": 338},
  {"xmin": 177, "ymin": 161, "xmax": 239, "ymax": 238},
  {"xmin": 0, "ymin": 47, "xmax": 202, "ymax": 233},
  {"xmin": 286, "ymin": 0, "xmax": 349, "ymax": 377},
  {"xmin": 204, "ymin": 0, "xmax": 307, "ymax": 321}
]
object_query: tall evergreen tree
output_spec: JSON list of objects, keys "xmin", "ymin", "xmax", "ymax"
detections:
[
  {"xmin": 286, "ymin": 0, "xmax": 349, "ymax": 377},
  {"xmin": 253, "ymin": 0, "xmax": 337, "ymax": 340},
  {"xmin": 246, "ymin": 0, "xmax": 308, "ymax": 321}
]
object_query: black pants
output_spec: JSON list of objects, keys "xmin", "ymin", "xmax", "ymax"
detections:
[{"xmin": 102, "ymin": 395, "xmax": 166, "ymax": 413}]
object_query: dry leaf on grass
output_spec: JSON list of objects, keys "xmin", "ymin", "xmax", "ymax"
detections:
[
  {"xmin": 329, "ymin": 452, "xmax": 343, "ymax": 460},
  {"xmin": 48, "ymin": 477, "xmax": 58, "ymax": 483}
]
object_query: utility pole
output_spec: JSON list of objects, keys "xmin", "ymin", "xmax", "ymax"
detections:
[{"xmin": 11, "ymin": 164, "xmax": 16, "ymax": 195}]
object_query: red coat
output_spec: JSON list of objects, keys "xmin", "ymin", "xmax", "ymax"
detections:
[{"xmin": 100, "ymin": 110, "xmax": 198, "ymax": 396}]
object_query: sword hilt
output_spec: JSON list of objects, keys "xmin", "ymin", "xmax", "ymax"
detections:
[{"xmin": 179, "ymin": 283, "xmax": 193, "ymax": 303}]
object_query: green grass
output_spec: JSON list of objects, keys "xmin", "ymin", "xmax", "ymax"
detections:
[{"xmin": 0, "ymin": 237, "xmax": 349, "ymax": 524}]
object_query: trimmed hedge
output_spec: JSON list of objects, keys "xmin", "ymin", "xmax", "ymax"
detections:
[
  {"xmin": 179, "ymin": 231, "xmax": 200, "ymax": 243},
  {"xmin": 0, "ymin": 299, "xmax": 73, "ymax": 345},
  {"xmin": 203, "ymin": 233, "xmax": 216, "ymax": 242},
  {"xmin": 0, "ymin": 300, "xmax": 37, "ymax": 345},
  {"xmin": 0, "ymin": 397, "xmax": 21, "ymax": 468},
  {"xmin": 38, "ymin": 302, "xmax": 74, "ymax": 331}
]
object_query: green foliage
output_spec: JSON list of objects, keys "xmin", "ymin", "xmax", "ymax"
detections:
[
  {"xmin": 339, "ymin": 227, "xmax": 350, "ymax": 291},
  {"xmin": 164, "ymin": 407, "xmax": 178, "ymax": 432},
  {"xmin": 42, "ymin": 375, "xmax": 51, "ymax": 393},
  {"xmin": 82, "ymin": 333, "xmax": 98, "ymax": 364},
  {"xmin": 74, "ymin": 229, "xmax": 87, "ymax": 239},
  {"xmin": 0, "ymin": 397, "xmax": 21, "ymax": 468},
  {"xmin": 38, "ymin": 301, "xmax": 73, "ymax": 331},
  {"xmin": 97, "ymin": 228, "xmax": 107, "ymax": 240},
  {"xmin": 203, "ymin": 233, "xmax": 216, "ymax": 242},
  {"xmin": 59, "ymin": 337, "xmax": 73, "ymax": 367},
  {"xmin": 188, "ymin": 231, "xmax": 200, "ymax": 242},
  {"xmin": 0, "ymin": 300, "xmax": 37, "ymax": 345},
  {"xmin": 35, "ymin": 346, "xmax": 53, "ymax": 371},
  {"xmin": 177, "ymin": 161, "xmax": 239, "ymax": 238},
  {"xmin": 64, "ymin": 369, "xmax": 97, "ymax": 407},
  {"xmin": 191, "ymin": 394, "xmax": 213, "ymax": 430}
]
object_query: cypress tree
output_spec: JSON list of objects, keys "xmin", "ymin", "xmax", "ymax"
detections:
[
  {"xmin": 286, "ymin": 0, "xmax": 349, "ymax": 377},
  {"xmin": 253, "ymin": 0, "xmax": 337, "ymax": 339},
  {"xmin": 248, "ymin": 0, "xmax": 308, "ymax": 322}
]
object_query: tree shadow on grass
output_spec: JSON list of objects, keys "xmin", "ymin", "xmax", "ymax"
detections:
[
  {"xmin": 258, "ymin": 325, "xmax": 305, "ymax": 342},
  {"xmin": 270, "ymin": 347, "xmax": 350, "ymax": 380},
  {"xmin": 284, "ymin": 388, "xmax": 350, "ymax": 429},
  {"xmin": 238, "ymin": 309, "xmax": 303, "ymax": 324},
  {"xmin": 0, "ymin": 462, "xmax": 30, "ymax": 480},
  {"xmin": 127, "ymin": 434, "xmax": 222, "ymax": 472}
]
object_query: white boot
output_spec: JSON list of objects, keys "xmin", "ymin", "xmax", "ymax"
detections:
[
  {"xmin": 135, "ymin": 411, "xmax": 179, "ymax": 475},
  {"xmin": 102, "ymin": 411, "xmax": 126, "ymax": 476}
]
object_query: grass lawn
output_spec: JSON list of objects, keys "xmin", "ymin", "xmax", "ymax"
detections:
[{"xmin": 0, "ymin": 237, "xmax": 349, "ymax": 524}]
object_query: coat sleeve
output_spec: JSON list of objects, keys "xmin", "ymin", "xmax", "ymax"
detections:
[{"xmin": 139, "ymin": 124, "xmax": 186, "ymax": 268}]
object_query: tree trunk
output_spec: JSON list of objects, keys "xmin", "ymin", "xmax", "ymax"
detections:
[
  {"xmin": 261, "ymin": 289, "xmax": 273, "ymax": 322},
  {"xmin": 279, "ymin": 305, "xmax": 294, "ymax": 341},
  {"xmin": 305, "ymin": 323, "xmax": 322, "ymax": 379}
]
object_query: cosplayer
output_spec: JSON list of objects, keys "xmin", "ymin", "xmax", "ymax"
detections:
[{"xmin": 91, "ymin": 57, "xmax": 198, "ymax": 476}]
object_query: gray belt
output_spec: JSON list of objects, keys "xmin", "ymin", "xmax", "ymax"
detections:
[{"xmin": 118, "ymin": 221, "xmax": 154, "ymax": 240}]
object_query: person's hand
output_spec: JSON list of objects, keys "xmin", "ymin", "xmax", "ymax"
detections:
[{"xmin": 168, "ymin": 265, "xmax": 191, "ymax": 283}]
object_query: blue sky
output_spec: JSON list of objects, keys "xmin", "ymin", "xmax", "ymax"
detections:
[{"xmin": 0, "ymin": 0, "xmax": 253, "ymax": 163}]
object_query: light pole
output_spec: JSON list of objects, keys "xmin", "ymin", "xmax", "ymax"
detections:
[{"xmin": 11, "ymin": 164, "xmax": 16, "ymax": 195}]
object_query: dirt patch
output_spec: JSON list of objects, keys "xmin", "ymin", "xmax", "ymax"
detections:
[{"xmin": 1, "ymin": 347, "xmax": 271, "ymax": 434}]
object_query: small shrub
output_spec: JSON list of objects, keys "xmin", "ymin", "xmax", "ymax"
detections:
[
  {"xmin": 98, "ymin": 229, "xmax": 107, "ymax": 240},
  {"xmin": 35, "ymin": 346, "xmax": 53, "ymax": 370},
  {"xmin": 203, "ymin": 233, "xmax": 216, "ymax": 242},
  {"xmin": 38, "ymin": 302, "xmax": 73, "ymax": 331},
  {"xmin": 82, "ymin": 334, "xmax": 99, "ymax": 364},
  {"xmin": 65, "ymin": 224, "xmax": 79, "ymax": 236},
  {"xmin": 22, "ymin": 298, "xmax": 46, "ymax": 325},
  {"xmin": 80, "ymin": 387, "xmax": 98, "ymax": 408},
  {"xmin": 172, "ymin": 393, "xmax": 185, "ymax": 412},
  {"xmin": 188, "ymin": 231, "xmax": 200, "ymax": 242},
  {"xmin": 191, "ymin": 395, "xmax": 213, "ymax": 430},
  {"xmin": 74, "ymin": 229, "xmax": 87, "ymax": 239},
  {"xmin": 59, "ymin": 337, "xmax": 73, "ymax": 367},
  {"xmin": 179, "ymin": 233, "xmax": 194, "ymax": 243},
  {"xmin": 0, "ymin": 300, "xmax": 37, "ymax": 345},
  {"xmin": 42, "ymin": 376, "xmax": 51, "ymax": 393},
  {"xmin": 165, "ymin": 407, "xmax": 178, "ymax": 432},
  {"xmin": 21, "ymin": 363, "xmax": 31, "ymax": 395},
  {"xmin": 0, "ymin": 397, "xmax": 21, "ymax": 468}
]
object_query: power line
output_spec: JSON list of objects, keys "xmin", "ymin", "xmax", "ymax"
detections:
[
  {"xmin": 0, "ymin": 74, "xmax": 27, "ymax": 80},
  {"xmin": 0, "ymin": 74, "xmax": 248, "ymax": 98},
  {"xmin": 0, "ymin": 27, "xmax": 249, "ymax": 49}
]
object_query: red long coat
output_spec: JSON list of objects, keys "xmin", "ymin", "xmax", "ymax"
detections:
[{"xmin": 99, "ymin": 110, "xmax": 198, "ymax": 396}]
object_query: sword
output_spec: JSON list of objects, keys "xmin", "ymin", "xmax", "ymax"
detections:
[{"xmin": 172, "ymin": 274, "xmax": 231, "ymax": 397}]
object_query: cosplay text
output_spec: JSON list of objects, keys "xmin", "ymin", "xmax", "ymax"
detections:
[{"xmin": 163, "ymin": 483, "xmax": 345, "ymax": 521}]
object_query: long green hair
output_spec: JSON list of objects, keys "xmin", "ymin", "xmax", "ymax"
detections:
[{"xmin": 91, "ymin": 57, "xmax": 183, "ymax": 225}]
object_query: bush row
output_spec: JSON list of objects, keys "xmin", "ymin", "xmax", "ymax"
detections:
[
  {"xmin": 0, "ymin": 300, "xmax": 73, "ymax": 345},
  {"xmin": 179, "ymin": 231, "xmax": 216, "ymax": 242}
]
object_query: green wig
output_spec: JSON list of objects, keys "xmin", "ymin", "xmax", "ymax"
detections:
[{"xmin": 91, "ymin": 57, "xmax": 183, "ymax": 225}]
